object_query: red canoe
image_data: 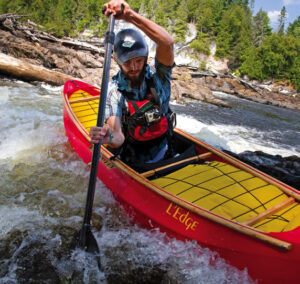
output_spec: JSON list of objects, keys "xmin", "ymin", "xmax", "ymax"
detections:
[{"xmin": 63, "ymin": 79, "xmax": 300, "ymax": 283}]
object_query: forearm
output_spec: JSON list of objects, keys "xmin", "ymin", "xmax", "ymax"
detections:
[
  {"xmin": 107, "ymin": 116, "xmax": 125, "ymax": 148},
  {"xmin": 108, "ymin": 129, "xmax": 124, "ymax": 148},
  {"xmin": 125, "ymin": 10, "xmax": 173, "ymax": 51},
  {"xmin": 125, "ymin": 9, "xmax": 174, "ymax": 66},
  {"xmin": 89, "ymin": 117, "xmax": 124, "ymax": 148}
]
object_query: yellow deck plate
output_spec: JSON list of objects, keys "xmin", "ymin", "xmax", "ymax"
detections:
[
  {"xmin": 69, "ymin": 90, "xmax": 99, "ymax": 132},
  {"xmin": 152, "ymin": 162, "xmax": 300, "ymax": 232}
]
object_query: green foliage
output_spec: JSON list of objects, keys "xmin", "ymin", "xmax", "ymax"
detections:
[
  {"xmin": 199, "ymin": 60, "xmax": 207, "ymax": 71},
  {"xmin": 0, "ymin": 0, "xmax": 298, "ymax": 89},
  {"xmin": 277, "ymin": 6, "xmax": 287, "ymax": 35},
  {"xmin": 240, "ymin": 34, "xmax": 300, "ymax": 90},
  {"xmin": 287, "ymin": 16, "xmax": 300, "ymax": 39},
  {"xmin": 189, "ymin": 32, "xmax": 210, "ymax": 55},
  {"xmin": 252, "ymin": 9, "xmax": 272, "ymax": 47},
  {"xmin": 216, "ymin": 4, "xmax": 252, "ymax": 68},
  {"xmin": 240, "ymin": 46, "xmax": 265, "ymax": 80},
  {"xmin": 173, "ymin": 0, "xmax": 188, "ymax": 43}
]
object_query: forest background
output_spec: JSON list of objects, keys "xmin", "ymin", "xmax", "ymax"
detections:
[{"xmin": 0, "ymin": 0, "xmax": 299, "ymax": 90}]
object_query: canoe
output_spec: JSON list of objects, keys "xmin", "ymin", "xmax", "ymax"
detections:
[{"xmin": 63, "ymin": 79, "xmax": 300, "ymax": 283}]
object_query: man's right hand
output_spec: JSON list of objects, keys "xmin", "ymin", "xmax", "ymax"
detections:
[
  {"xmin": 90, "ymin": 125, "xmax": 111, "ymax": 144},
  {"xmin": 103, "ymin": 0, "xmax": 130, "ymax": 20}
]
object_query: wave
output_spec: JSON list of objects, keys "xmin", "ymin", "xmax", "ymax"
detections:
[{"xmin": 176, "ymin": 114, "xmax": 299, "ymax": 157}]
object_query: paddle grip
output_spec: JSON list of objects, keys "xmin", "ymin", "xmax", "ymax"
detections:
[{"xmin": 102, "ymin": 4, "xmax": 125, "ymax": 15}]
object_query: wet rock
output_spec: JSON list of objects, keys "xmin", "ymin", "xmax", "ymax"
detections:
[{"xmin": 224, "ymin": 150, "xmax": 300, "ymax": 190}]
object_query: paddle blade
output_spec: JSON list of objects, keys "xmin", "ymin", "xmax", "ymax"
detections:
[{"xmin": 70, "ymin": 227, "xmax": 101, "ymax": 269}]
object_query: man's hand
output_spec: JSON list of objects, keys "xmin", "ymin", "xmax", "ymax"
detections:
[
  {"xmin": 90, "ymin": 125, "xmax": 112, "ymax": 144},
  {"xmin": 103, "ymin": 0, "xmax": 130, "ymax": 20}
]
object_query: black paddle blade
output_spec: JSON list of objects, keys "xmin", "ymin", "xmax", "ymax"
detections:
[{"xmin": 70, "ymin": 227, "xmax": 101, "ymax": 269}]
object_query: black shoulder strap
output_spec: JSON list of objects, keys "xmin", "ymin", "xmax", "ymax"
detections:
[{"xmin": 145, "ymin": 76, "xmax": 160, "ymax": 106}]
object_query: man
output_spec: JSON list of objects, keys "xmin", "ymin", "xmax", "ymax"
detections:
[{"xmin": 90, "ymin": 0, "xmax": 174, "ymax": 165}]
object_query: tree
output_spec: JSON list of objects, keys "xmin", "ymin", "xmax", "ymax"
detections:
[
  {"xmin": 174, "ymin": 0, "xmax": 188, "ymax": 43},
  {"xmin": 252, "ymin": 9, "xmax": 272, "ymax": 47},
  {"xmin": 241, "ymin": 33, "xmax": 300, "ymax": 90},
  {"xmin": 240, "ymin": 46, "xmax": 264, "ymax": 80},
  {"xmin": 196, "ymin": 0, "xmax": 221, "ymax": 35},
  {"xmin": 216, "ymin": 4, "xmax": 252, "ymax": 67},
  {"xmin": 287, "ymin": 16, "xmax": 300, "ymax": 39},
  {"xmin": 127, "ymin": 0, "xmax": 143, "ymax": 12},
  {"xmin": 277, "ymin": 6, "xmax": 287, "ymax": 35}
]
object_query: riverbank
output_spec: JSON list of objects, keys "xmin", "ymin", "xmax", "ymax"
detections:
[{"xmin": 0, "ymin": 15, "xmax": 299, "ymax": 110}]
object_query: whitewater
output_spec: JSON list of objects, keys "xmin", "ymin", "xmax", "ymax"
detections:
[{"xmin": 0, "ymin": 78, "xmax": 299, "ymax": 283}]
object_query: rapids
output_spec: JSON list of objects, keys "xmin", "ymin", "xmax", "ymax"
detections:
[{"xmin": 1, "ymin": 78, "xmax": 299, "ymax": 283}]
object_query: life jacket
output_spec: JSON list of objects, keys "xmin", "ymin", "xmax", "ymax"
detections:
[
  {"xmin": 125, "ymin": 96, "xmax": 168, "ymax": 141},
  {"xmin": 113, "ymin": 76, "xmax": 176, "ymax": 165}
]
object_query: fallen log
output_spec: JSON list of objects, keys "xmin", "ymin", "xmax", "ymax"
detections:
[{"xmin": 0, "ymin": 52, "xmax": 75, "ymax": 86}]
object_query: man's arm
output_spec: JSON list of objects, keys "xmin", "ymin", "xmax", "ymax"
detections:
[
  {"xmin": 103, "ymin": 0, "xmax": 174, "ymax": 67},
  {"xmin": 90, "ymin": 116, "xmax": 124, "ymax": 148}
]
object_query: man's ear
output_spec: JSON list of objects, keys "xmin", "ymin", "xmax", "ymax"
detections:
[{"xmin": 113, "ymin": 57, "xmax": 121, "ymax": 67}]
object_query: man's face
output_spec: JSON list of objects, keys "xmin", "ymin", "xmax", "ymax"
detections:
[{"xmin": 120, "ymin": 57, "xmax": 146, "ymax": 84}]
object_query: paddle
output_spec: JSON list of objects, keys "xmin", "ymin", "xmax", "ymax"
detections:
[{"xmin": 71, "ymin": 12, "xmax": 115, "ymax": 268}]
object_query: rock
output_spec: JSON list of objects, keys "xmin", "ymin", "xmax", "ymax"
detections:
[
  {"xmin": 0, "ymin": 17, "xmax": 299, "ymax": 110},
  {"xmin": 224, "ymin": 150, "xmax": 300, "ymax": 190}
]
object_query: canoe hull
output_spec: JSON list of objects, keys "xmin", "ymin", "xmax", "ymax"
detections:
[{"xmin": 63, "ymin": 80, "xmax": 300, "ymax": 283}]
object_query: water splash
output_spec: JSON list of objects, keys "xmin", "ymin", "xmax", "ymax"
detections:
[{"xmin": 3, "ymin": 79, "xmax": 299, "ymax": 283}]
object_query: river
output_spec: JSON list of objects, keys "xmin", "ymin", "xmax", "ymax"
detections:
[{"xmin": 0, "ymin": 78, "xmax": 299, "ymax": 283}]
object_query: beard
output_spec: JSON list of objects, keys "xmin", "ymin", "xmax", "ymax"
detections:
[
  {"xmin": 125, "ymin": 69, "xmax": 143, "ymax": 84},
  {"xmin": 120, "ymin": 60, "xmax": 147, "ymax": 87}
]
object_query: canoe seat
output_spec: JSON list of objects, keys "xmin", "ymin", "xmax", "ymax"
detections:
[
  {"xmin": 127, "ymin": 143, "xmax": 198, "ymax": 174},
  {"xmin": 141, "ymin": 152, "xmax": 212, "ymax": 178}
]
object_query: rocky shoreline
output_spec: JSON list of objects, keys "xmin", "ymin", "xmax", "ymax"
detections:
[{"xmin": 0, "ymin": 15, "xmax": 299, "ymax": 111}]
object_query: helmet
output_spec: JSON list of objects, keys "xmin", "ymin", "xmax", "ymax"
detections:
[{"xmin": 113, "ymin": 28, "xmax": 148, "ymax": 65}]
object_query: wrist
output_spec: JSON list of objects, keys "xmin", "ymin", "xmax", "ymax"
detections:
[
  {"xmin": 108, "ymin": 129, "xmax": 114, "ymax": 144},
  {"xmin": 125, "ymin": 8, "xmax": 135, "ymax": 22}
]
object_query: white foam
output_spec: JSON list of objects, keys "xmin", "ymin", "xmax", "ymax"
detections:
[
  {"xmin": 0, "ymin": 86, "xmax": 9, "ymax": 102},
  {"xmin": 0, "ymin": 122, "xmax": 66, "ymax": 163},
  {"xmin": 0, "ymin": 206, "xmax": 56, "ymax": 239},
  {"xmin": 40, "ymin": 82, "xmax": 64, "ymax": 93},
  {"xmin": 176, "ymin": 114, "xmax": 299, "ymax": 157},
  {"xmin": 98, "ymin": 226, "xmax": 254, "ymax": 283},
  {"xmin": 176, "ymin": 114, "xmax": 207, "ymax": 134}
]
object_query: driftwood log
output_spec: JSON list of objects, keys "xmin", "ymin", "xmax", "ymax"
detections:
[
  {"xmin": 0, "ymin": 12, "xmax": 107, "ymax": 86},
  {"xmin": 0, "ymin": 52, "xmax": 75, "ymax": 85}
]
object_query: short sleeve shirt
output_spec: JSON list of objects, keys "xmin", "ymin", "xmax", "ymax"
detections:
[
  {"xmin": 105, "ymin": 58, "xmax": 174, "ymax": 120},
  {"xmin": 105, "ymin": 58, "xmax": 174, "ymax": 162}
]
